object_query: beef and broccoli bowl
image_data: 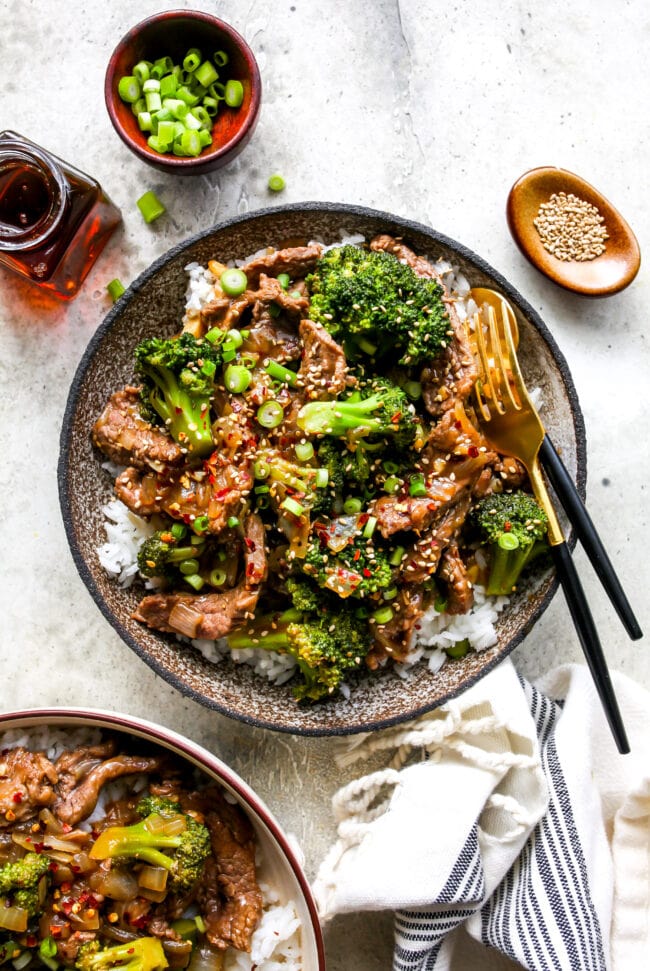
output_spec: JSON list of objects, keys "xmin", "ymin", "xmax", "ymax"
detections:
[
  {"xmin": 59, "ymin": 204, "xmax": 585, "ymax": 734},
  {"xmin": 0, "ymin": 712, "xmax": 323, "ymax": 970}
]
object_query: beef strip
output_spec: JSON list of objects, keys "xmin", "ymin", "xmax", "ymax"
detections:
[
  {"xmin": 55, "ymin": 739, "xmax": 117, "ymax": 799},
  {"xmin": 297, "ymin": 318, "xmax": 348, "ymax": 400},
  {"xmin": 185, "ymin": 787, "xmax": 262, "ymax": 953},
  {"xmin": 400, "ymin": 492, "xmax": 473, "ymax": 585},
  {"xmin": 54, "ymin": 754, "xmax": 167, "ymax": 826},
  {"xmin": 92, "ymin": 387, "xmax": 183, "ymax": 471},
  {"xmin": 132, "ymin": 583, "xmax": 260, "ymax": 639},
  {"xmin": 0, "ymin": 748, "xmax": 58, "ymax": 826},
  {"xmin": 371, "ymin": 495, "xmax": 438, "ymax": 538},
  {"xmin": 438, "ymin": 543, "xmax": 474, "ymax": 614},
  {"xmin": 239, "ymin": 243, "xmax": 323, "ymax": 288},
  {"xmin": 369, "ymin": 233, "xmax": 477, "ymax": 417},
  {"xmin": 367, "ymin": 585, "xmax": 427, "ymax": 667}
]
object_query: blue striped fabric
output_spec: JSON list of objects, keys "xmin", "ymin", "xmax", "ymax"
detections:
[{"xmin": 393, "ymin": 680, "xmax": 606, "ymax": 970}]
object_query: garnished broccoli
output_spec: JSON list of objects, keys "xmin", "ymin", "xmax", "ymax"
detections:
[
  {"xmin": 134, "ymin": 333, "xmax": 222, "ymax": 457},
  {"xmin": 136, "ymin": 795, "xmax": 181, "ymax": 819},
  {"xmin": 302, "ymin": 518, "xmax": 393, "ymax": 599},
  {"xmin": 297, "ymin": 379, "xmax": 417, "ymax": 448},
  {"xmin": 285, "ymin": 576, "xmax": 322, "ymax": 613},
  {"xmin": 76, "ymin": 938, "xmax": 168, "ymax": 971},
  {"xmin": 0, "ymin": 852, "xmax": 50, "ymax": 917},
  {"xmin": 227, "ymin": 607, "xmax": 372, "ymax": 702},
  {"xmin": 89, "ymin": 811, "xmax": 210, "ymax": 894},
  {"xmin": 470, "ymin": 490, "xmax": 549, "ymax": 596},
  {"xmin": 137, "ymin": 528, "xmax": 206, "ymax": 581},
  {"xmin": 306, "ymin": 244, "xmax": 451, "ymax": 365}
]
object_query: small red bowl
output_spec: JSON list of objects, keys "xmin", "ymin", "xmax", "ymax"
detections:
[{"xmin": 105, "ymin": 9, "xmax": 262, "ymax": 175}]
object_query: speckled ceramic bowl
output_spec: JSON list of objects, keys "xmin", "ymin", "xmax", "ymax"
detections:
[
  {"xmin": 0, "ymin": 707, "xmax": 325, "ymax": 968},
  {"xmin": 58, "ymin": 203, "xmax": 586, "ymax": 736}
]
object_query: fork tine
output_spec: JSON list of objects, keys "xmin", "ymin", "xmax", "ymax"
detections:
[
  {"xmin": 500, "ymin": 310, "xmax": 528, "ymax": 407},
  {"xmin": 488, "ymin": 306, "xmax": 521, "ymax": 412},
  {"xmin": 473, "ymin": 310, "xmax": 505, "ymax": 419}
]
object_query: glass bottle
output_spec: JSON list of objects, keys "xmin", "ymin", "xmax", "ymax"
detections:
[{"xmin": 0, "ymin": 131, "xmax": 121, "ymax": 299}]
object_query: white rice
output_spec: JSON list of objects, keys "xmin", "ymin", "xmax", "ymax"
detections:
[
  {"xmin": 0, "ymin": 726, "xmax": 303, "ymax": 971},
  {"xmin": 97, "ymin": 236, "xmax": 508, "ymax": 689}
]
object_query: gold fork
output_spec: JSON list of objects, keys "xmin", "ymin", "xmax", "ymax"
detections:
[{"xmin": 470, "ymin": 303, "xmax": 630, "ymax": 754}]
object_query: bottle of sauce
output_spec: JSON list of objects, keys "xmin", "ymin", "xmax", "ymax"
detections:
[{"xmin": 0, "ymin": 131, "xmax": 121, "ymax": 299}]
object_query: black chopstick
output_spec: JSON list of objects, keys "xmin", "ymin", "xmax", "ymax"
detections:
[
  {"xmin": 551, "ymin": 541, "xmax": 630, "ymax": 754},
  {"xmin": 539, "ymin": 435, "xmax": 643, "ymax": 641}
]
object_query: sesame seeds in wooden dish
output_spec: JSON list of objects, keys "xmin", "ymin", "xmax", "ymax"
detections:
[{"xmin": 506, "ymin": 167, "xmax": 640, "ymax": 297}]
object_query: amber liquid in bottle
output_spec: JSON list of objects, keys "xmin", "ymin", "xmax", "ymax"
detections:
[{"xmin": 0, "ymin": 131, "xmax": 121, "ymax": 299}]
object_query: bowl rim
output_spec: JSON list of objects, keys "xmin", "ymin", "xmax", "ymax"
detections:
[
  {"xmin": 0, "ymin": 705, "xmax": 326, "ymax": 968},
  {"xmin": 104, "ymin": 8, "xmax": 262, "ymax": 171},
  {"xmin": 58, "ymin": 201, "xmax": 587, "ymax": 735}
]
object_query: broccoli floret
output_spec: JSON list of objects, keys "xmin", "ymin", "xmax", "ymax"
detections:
[
  {"xmin": 297, "ymin": 379, "xmax": 418, "ymax": 449},
  {"xmin": 0, "ymin": 852, "xmax": 50, "ymax": 917},
  {"xmin": 137, "ymin": 529, "xmax": 206, "ymax": 581},
  {"xmin": 285, "ymin": 577, "xmax": 322, "ymax": 613},
  {"xmin": 136, "ymin": 795, "xmax": 181, "ymax": 819},
  {"xmin": 306, "ymin": 245, "xmax": 451, "ymax": 365},
  {"xmin": 134, "ymin": 333, "xmax": 222, "ymax": 457},
  {"xmin": 76, "ymin": 938, "xmax": 168, "ymax": 971},
  {"xmin": 89, "ymin": 811, "xmax": 210, "ymax": 895},
  {"xmin": 302, "ymin": 519, "xmax": 393, "ymax": 599},
  {"xmin": 227, "ymin": 607, "xmax": 372, "ymax": 702},
  {"xmin": 470, "ymin": 490, "xmax": 549, "ymax": 596}
]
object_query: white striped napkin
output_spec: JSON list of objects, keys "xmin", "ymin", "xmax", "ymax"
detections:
[{"xmin": 313, "ymin": 659, "xmax": 650, "ymax": 970}]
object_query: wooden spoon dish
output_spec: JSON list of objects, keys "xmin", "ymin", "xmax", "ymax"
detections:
[{"xmin": 506, "ymin": 167, "xmax": 640, "ymax": 297}]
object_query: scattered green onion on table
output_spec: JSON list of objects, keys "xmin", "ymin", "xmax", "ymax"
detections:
[{"xmin": 117, "ymin": 48, "xmax": 244, "ymax": 157}]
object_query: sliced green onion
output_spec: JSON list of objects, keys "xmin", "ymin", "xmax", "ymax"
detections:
[
  {"xmin": 289, "ymin": 289, "xmax": 302, "ymax": 299},
  {"xmin": 277, "ymin": 272, "xmax": 290, "ymax": 289},
  {"xmin": 195, "ymin": 60, "xmax": 219, "ymax": 88},
  {"xmin": 106, "ymin": 278, "xmax": 125, "ymax": 302},
  {"xmin": 208, "ymin": 568, "xmax": 227, "ymax": 587},
  {"xmin": 281, "ymin": 497, "xmax": 305, "ymax": 517},
  {"xmin": 190, "ymin": 534, "xmax": 205, "ymax": 547},
  {"xmin": 198, "ymin": 129, "xmax": 213, "ymax": 148},
  {"xmin": 295, "ymin": 441, "xmax": 314, "ymax": 462},
  {"xmin": 192, "ymin": 516, "xmax": 210, "ymax": 535},
  {"xmin": 39, "ymin": 937, "xmax": 58, "ymax": 960},
  {"xmin": 409, "ymin": 474, "xmax": 427, "ymax": 497},
  {"xmin": 180, "ymin": 129, "xmax": 202, "ymax": 157},
  {"xmin": 145, "ymin": 91, "xmax": 162, "ymax": 112},
  {"xmin": 184, "ymin": 574, "xmax": 205, "ymax": 591},
  {"xmin": 176, "ymin": 84, "xmax": 200, "ymax": 106},
  {"xmin": 201, "ymin": 359, "xmax": 216, "ymax": 378},
  {"xmin": 138, "ymin": 111, "xmax": 153, "ymax": 132},
  {"xmin": 343, "ymin": 497, "xmax": 363, "ymax": 515},
  {"xmin": 213, "ymin": 50, "xmax": 229, "ymax": 67},
  {"xmin": 154, "ymin": 56, "xmax": 174, "ymax": 76},
  {"xmin": 159, "ymin": 75, "xmax": 177, "ymax": 99},
  {"xmin": 132, "ymin": 96, "xmax": 147, "ymax": 116},
  {"xmin": 205, "ymin": 327, "xmax": 224, "ymax": 345},
  {"xmin": 222, "ymin": 349, "xmax": 237, "ymax": 363},
  {"xmin": 383, "ymin": 460, "xmax": 399, "ymax": 474},
  {"xmin": 445, "ymin": 639, "xmax": 470, "ymax": 659},
  {"xmin": 224, "ymin": 79, "xmax": 244, "ymax": 107},
  {"xmin": 355, "ymin": 336, "xmax": 377, "ymax": 356},
  {"xmin": 225, "ymin": 328, "xmax": 243, "ymax": 347},
  {"xmin": 268, "ymin": 173, "xmax": 286, "ymax": 192},
  {"xmin": 383, "ymin": 475, "xmax": 402, "ymax": 494},
  {"xmin": 264, "ymin": 359, "xmax": 298, "ymax": 387},
  {"xmin": 372, "ymin": 606, "xmax": 394, "ymax": 625},
  {"xmin": 362, "ymin": 516, "xmax": 377, "ymax": 539},
  {"xmin": 389, "ymin": 545, "xmax": 405, "ymax": 566},
  {"xmin": 202, "ymin": 96, "xmax": 219, "ymax": 116},
  {"xmin": 315, "ymin": 468, "xmax": 329, "ymax": 488},
  {"xmin": 224, "ymin": 364, "xmax": 252, "ymax": 394},
  {"xmin": 171, "ymin": 523, "xmax": 187, "ymax": 539},
  {"xmin": 254, "ymin": 485, "xmax": 270, "ymax": 494},
  {"xmin": 137, "ymin": 191, "xmax": 166, "ymax": 224},
  {"xmin": 143, "ymin": 78, "xmax": 161, "ymax": 93},
  {"xmin": 179, "ymin": 559, "xmax": 200, "ymax": 576},
  {"xmin": 133, "ymin": 61, "xmax": 151, "ymax": 85},
  {"xmin": 209, "ymin": 81, "xmax": 227, "ymax": 100},
  {"xmin": 498, "ymin": 532, "xmax": 520, "ymax": 551},
  {"xmin": 183, "ymin": 49, "xmax": 202, "ymax": 73},
  {"xmin": 257, "ymin": 401, "xmax": 284, "ymax": 428},
  {"xmin": 227, "ymin": 516, "xmax": 240, "ymax": 529},
  {"xmin": 254, "ymin": 460, "xmax": 270, "ymax": 479},
  {"xmin": 118, "ymin": 76, "xmax": 141, "ymax": 103},
  {"xmin": 220, "ymin": 267, "xmax": 248, "ymax": 297}
]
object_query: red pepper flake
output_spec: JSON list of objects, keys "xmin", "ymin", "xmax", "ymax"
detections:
[
  {"xmin": 467, "ymin": 445, "xmax": 479, "ymax": 458},
  {"xmin": 358, "ymin": 513, "xmax": 369, "ymax": 526},
  {"xmin": 504, "ymin": 521, "xmax": 512, "ymax": 532},
  {"xmin": 48, "ymin": 862, "xmax": 59, "ymax": 872},
  {"xmin": 244, "ymin": 538, "xmax": 255, "ymax": 551},
  {"xmin": 26, "ymin": 936, "xmax": 37, "ymax": 948},
  {"xmin": 215, "ymin": 488, "xmax": 230, "ymax": 500},
  {"xmin": 49, "ymin": 926, "xmax": 62, "ymax": 939},
  {"xmin": 91, "ymin": 830, "xmax": 100, "ymax": 840},
  {"xmin": 32, "ymin": 841, "xmax": 45, "ymax": 853},
  {"xmin": 362, "ymin": 568, "xmax": 372, "ymax": 578},
  {"xmin": 12, "ymin": 791, "xmax": 23, "ymax": 804},
  {"xmin": 60, "ymin": 882, "xmax": 72, "ymax": 894},
  {"xmin": 454, "ymin": 420, "xmax": 462, "ymax": 429},
  {"xmin": 61, "ymin": 901, "xmax": 73, "ymax": 916},
  {"xmin": 353, "ymin": 549, "xmax": 361, "ymax": 562},
  {"xmin": 129, "ymin": 916, "xmax": 148, "ymax": 930},
  {"xmin": 70, "ymin": 865, "xmax": 81, "ymax": 874},
  {"xmin": 391, "ymin": 411, "xmax": 402, "ymax": 424},
  {"xmin": 246, "ymin": 563, "xmax": 256, "ymax": 577},
  {"xmin": 175, "ymin": 407, "xmax": 182, "ymax": 414}
]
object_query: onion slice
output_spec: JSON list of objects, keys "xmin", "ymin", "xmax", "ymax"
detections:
[{"xmin": 169, "ymin": 603, "xmax": 204, "ymax": 638}]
